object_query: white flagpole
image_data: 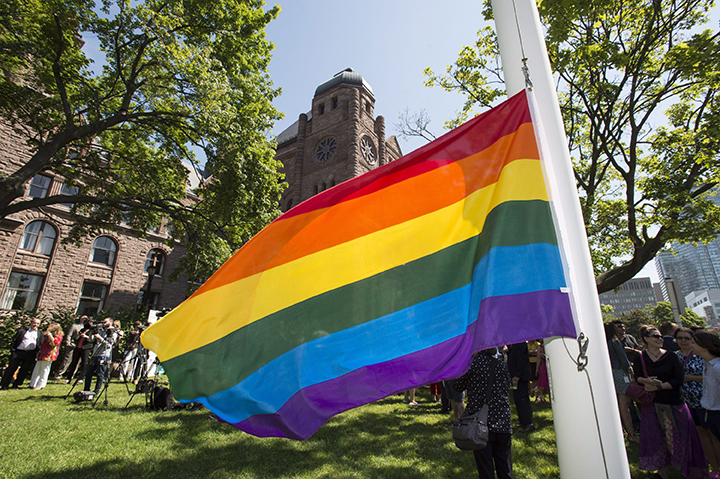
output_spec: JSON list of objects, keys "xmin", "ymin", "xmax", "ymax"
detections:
[{"xmin": 490, "ymin": 0, "xmax": 631, "ymax": 477}]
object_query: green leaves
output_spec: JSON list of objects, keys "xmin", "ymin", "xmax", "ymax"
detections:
[
  {"xmin": 426, "ymin": 0, "xmax": 720, "ymax": 293},
  {"xmin": 0, "ymin": 0, "xmax": 284, "ymax": 282}
]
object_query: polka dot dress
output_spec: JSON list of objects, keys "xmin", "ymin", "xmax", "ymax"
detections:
[{"xmin": 455, "ymin": 353, "xmax": 513, "ymax": 433}]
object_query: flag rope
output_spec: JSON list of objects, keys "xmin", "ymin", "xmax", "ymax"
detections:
[
  {"xmin": 510, "ymin": 0, "xmax": 533, "ymax": 89},
  {"xmin": 560, "ymin": 336, "xmax": 612, "ymax": 479}
]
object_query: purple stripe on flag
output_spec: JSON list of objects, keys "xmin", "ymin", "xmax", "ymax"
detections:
[{"xmin": 228, "ymin": 289, "xmax": 575, "ymax": 439}]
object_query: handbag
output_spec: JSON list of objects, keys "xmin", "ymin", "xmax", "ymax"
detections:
[
  {"xmin": 625, "ymin": 353, "xmax": 655, "ymax": 405},
  {"xmin": 453, "ymin": 404, "xmax": 489, "ymax": 450},
  {"xmin": 453, "ymin": 357, "xmax": 497, "ymax": 450}
]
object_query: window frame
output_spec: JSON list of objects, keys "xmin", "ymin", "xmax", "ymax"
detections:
[
  {"xmin": 28, "ymin": 174, "xmax": 52, "ymax": 199},
  {"xmin": 1, "ymin": 271, "xmax": 44, "ymax": 311},
  {"xmin": 90, "ymin": 236, "xmax": 117, "ymax": 266},
  {"xmin": 76, "ymin": 281, "xmax": 108, "ymax": 316},
  {"xmin": 19, "ymin": 220, "xmax": 57, "ymax": 256},
  {"xmin": 144, "ymin": 249, "xmax": 165, "ymax": 276}
]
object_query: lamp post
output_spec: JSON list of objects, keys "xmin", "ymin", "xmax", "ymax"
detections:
[{"xmin": 142, "ymin": 257, "xmax": 158, "ymax": 313}]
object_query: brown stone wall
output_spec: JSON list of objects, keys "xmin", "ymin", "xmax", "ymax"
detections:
[
  {"xmin": 0, "ymin": 126, "xmax": 191, "ymax": 316},
  {"xmin": 0, "ymin": 122, "xmax": 31, "ymax": 176}
]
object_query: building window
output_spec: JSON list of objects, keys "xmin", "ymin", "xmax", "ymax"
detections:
[
  {"xmin": 314, "ymin": 137, "xmax": 336, "ymax": 163},
  {"xmin": 90, "ymin": 236, "xmax": 117, "ymax": 266},
  {"xmin": 77, "ymin": 281, "xmax": 107, "ymax": 316},
  {"xmin": 149, "ymin": 221, "xmax": 162, "ymax": 234},
  {"xmin": 2, "ymin": 272, "xmax": 44, "ymax": 311},
  {"xmin": 28, "ymin": 175, "xmax": 52, "ymax": 198},
  {"xmin": 318, "ymin": 103, "xmax": 325, "ymax": 115},
  {"xmin": 331, "ymin": 97, "xmax": 338, "ymax": 109},
  {"xmin": 144, "ymin": 249, "xmax": 165, "ymax": 276},
  {"xmin": 20, "ymin": 221, "xmax": 56, "ymax": 256},
  {"xmin": 360, "ymin": 136, "xmax": 377, "ymax": 164},
  {"xmin": 59, "ymin": 183, "xmax": 79, "ymax": 208}
]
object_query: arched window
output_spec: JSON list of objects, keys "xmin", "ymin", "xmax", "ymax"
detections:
[
  {"xmin": 144, "ymin": 249, "xmax": 165, "ymax": 276},
  {"xmin": 90, "ymin": 236, "xmax": 117, "ymax": 266},
  {"xmin": 20, "ymin": 221, "xmax": 57, "ymax": 256}
]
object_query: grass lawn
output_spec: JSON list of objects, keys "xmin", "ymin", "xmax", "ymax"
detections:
[{"xmin": 0, "ymin": 381, "xmax": 684, "ymax": 478}]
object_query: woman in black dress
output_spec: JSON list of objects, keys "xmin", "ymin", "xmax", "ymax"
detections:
[{"xmin": 455, "ymin": 348, "xmax": 513, "ymax": 479}]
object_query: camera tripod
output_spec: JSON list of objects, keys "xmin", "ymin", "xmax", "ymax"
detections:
[
  {"xmin": 124, "ymin": 354, "xmax": 164, "ymax": 409},
  {"xmin": 64, "ymin": 354, "xmax": 112, "ymax": 407}
]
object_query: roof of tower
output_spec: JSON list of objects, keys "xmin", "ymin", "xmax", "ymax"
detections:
[{"xmin": 314, "ymin": 68, "xmax": 374, "ymax": 98}]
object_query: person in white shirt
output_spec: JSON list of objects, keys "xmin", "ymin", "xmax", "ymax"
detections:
[
  {"xmin": 0, "ymin": 318, "xmax": 43, "ymax": 389},
  {"xmin": 692, "ymin": 332, "xmax": 720, "ymax": 478}
]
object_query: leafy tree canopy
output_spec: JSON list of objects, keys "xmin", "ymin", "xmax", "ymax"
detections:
[
  {"xmin": 649, "ymin": 301, "xmax": 707, "ymax": 329},
  {"xmin": 422, "ymin": 0, "xmax": 720, "ymax": 293},
  {"xmin": 0, "ymin": 0, "xmax": 284, "ymax": 282}
]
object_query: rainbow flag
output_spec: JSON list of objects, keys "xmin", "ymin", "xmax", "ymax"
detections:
[{"xmin": 141, "ymin": 90, "xmax": 578, "ymax": 440}]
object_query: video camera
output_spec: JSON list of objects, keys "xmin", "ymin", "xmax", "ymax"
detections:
[
  {"xmin": 84, "ymin": 320, "xmax": 115, "ymax": 335},
  {"xmin": 73, "ymin": 390, "xmax": 95, "ymax": 402}
]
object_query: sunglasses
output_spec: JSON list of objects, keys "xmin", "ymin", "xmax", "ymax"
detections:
[
  {"xmin": 677, "ymin": 336, "xmax": 693, "ymax": 341},
  {"xmin": 647, "ymin": 334, "xmax": 662, "ymax": 339}
]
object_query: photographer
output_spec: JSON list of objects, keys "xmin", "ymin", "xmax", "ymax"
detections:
[{"xmin": 83, "ymin": 318, "xmax": 118, "ymax": 396}]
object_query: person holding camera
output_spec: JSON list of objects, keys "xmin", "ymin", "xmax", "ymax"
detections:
[{"xmin": 83, "ymin": 317, "xmax": 117, "ymax": 396}]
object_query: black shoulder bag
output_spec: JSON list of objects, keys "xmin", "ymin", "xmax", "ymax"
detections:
[{"xmin": 453, "ymin": 357, "xmax": 497, "ymax": 450}]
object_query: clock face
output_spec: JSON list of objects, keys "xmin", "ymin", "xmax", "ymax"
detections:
[
  {"xmin": 315, "ymin": 137, "xmax": 337, "ymax": 163},
  {"xmin": 360, "ymin": 136, "xmax": 376, "ymax": 164}
]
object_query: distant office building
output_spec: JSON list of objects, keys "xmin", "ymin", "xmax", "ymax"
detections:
[
  {"xmin": 653, "ymin": 282, "xmax": 665, "ymax": 303},
  {"xmin": 656, "ymin": 242, "xmax": 720, "ymax": 303},
  {"xmin": 685, "ymin": 290, "xmax": 720, "ymax": 326},
  {"xmin": 655, "ymin": 189, "xmax": 720, "ymax": 303},
  {"xmin": 599, "ymin": 277, "xmax": 658, "ymax": 316}
]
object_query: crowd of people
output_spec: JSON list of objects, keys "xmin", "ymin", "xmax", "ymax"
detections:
[
  {"xmin": 0, "ymin": 315, "xmax": 151, "ymax": 394},
  {"xmin": 6, "ymin": 313, "xmax": 720, "ymax": 478},
  {"xmin": 607, "ymin": 319, "xmax": 720, "ymax": 479}
]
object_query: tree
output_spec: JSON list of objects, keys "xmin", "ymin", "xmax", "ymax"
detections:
[
  {"xmin": 422, "ymin": 0, "xmax": 720, "ymax": 293},
  {"xmin": 0, "ymin": 0, "xmax": 284, "ymax": 281},
  {"xmin": 649, "ymin": 301, "xmax": 707, "ymax": 328},
  {"xmin": 618, "ymin": 309, "xmax": 652, "ymax": 340},
  {"xmin": 394, "ymin": 108, "xmax": 437, "ymax": 143}
]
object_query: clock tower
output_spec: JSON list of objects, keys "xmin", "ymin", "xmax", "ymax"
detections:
[{"xmin": 275, "ymin": 68, "xmax": 402, "ymax": 211}]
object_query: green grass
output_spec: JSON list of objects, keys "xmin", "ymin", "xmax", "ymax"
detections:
[{"xmin": 0, "ymin": 381, "xmax": 685, "ymax": 478}]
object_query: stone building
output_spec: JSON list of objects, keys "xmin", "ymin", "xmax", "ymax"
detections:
[
  {"xmin": 0, "ymin": 121, "xmax": 192, "ymax": 316},
  {"xmin": 275, "ymin": 68, "xmax": 402, "ymax": 211}
]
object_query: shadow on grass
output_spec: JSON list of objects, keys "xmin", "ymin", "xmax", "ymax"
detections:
[
  {"xmin": 8, "ymin": 390, "xmax": 586, "ymax": 479},
  {"xmin": 16, "ymin": 396, "xmax": 485, "ymax": 479}
]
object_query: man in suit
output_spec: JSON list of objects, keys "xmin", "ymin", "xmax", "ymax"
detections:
[
  {"xmin": 659, "ymin": 322, "xmax": 679, "ymax": 352},
  {"xmin": 507, "ymin": 341, "xmax": 535, "ymax": 432},
  {"xmin": 0, "ymin": 318, "xmax": 43, "ymax": 389}
]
